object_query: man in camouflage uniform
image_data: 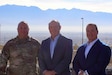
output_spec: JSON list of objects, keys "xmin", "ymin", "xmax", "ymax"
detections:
[{"xmin": 0, "ymin": 21, "xmax": 40, "ymax": 75}]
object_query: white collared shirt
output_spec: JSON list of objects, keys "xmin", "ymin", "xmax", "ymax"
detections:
[
  {"xmin": 84, "ymin": 39, "xmax": 98, "ymax": 75},
  {"xmin": 85, "ymin": 38, "xmax": 98, "ymax": 58}
]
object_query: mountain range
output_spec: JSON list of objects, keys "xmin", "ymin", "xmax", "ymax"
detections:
[{"xmin": 0, "ymin": 5, "xmax": 112, "ymax": 32}]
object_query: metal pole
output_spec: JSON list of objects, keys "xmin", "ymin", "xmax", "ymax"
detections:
[
  {"xmin": 81, "ymin": 18, "xmax": 84, "ymax": 44},
  {"xmin": 0, "ymin": 24, "xmax": 1, "ymax": 45}
]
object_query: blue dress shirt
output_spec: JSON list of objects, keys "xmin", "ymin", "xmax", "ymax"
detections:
[{"xmin": 50, "ymin": 34, "xmax": 60, "ymax": 58}]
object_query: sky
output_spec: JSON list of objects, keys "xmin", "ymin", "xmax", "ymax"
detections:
[
  {"xmin": 0, "ymin": 0, "xmax": 112, "ymax": 13},
  {"xmin": 0, "ymin": 0, "xmax": 112, "ymax": 33}
]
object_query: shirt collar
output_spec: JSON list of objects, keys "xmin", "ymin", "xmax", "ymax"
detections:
[
  {"xmin": 87, "ymin": 38, "xmax": 98, "ymax": 45},
  {"xmin": 50, "ymin": 34, "xmax": 60, "ymax": 41}
]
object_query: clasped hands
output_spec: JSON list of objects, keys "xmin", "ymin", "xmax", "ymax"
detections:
[
  {"xmin": 78, "ymin": 70, "xmax": 88, "ymax": 75},
  {"xmin": 43, "ymin": 70, "xmax": 57, "ymax": 75}
]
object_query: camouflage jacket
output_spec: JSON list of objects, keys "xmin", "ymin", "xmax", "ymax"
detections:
[{"xmin": 0, "ymin": 36, "xmax": 40, "ymax": 75}]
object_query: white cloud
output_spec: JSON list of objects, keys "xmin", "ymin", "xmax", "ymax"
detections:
[
  {"xmin": 74, "ymin": 2, "xmax": 112, "ymax": 13},
  {"xmin": 0, "ymin": 0, "xmax": 112, "ymax": 13},
  {"xmin": 61, "ymin": 26, "xmax": 82, "ymax": 33}
]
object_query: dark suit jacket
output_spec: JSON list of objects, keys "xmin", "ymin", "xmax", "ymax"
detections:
[
  {"xmin": 73, "ymin": 39, "xmax": 111, "ymax": 75},
  {"xmin": 38, "ymin": 35, "xmax": 73, "ymax": 75}
]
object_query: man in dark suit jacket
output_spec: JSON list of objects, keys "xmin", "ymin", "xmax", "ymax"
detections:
[
  {"xmin": 73, "ymin": 23, "xmax": 111, "ymax": 75},
  {"xmin": 38, "ymin": 20, "xmax": 73, "ymax": 75}
]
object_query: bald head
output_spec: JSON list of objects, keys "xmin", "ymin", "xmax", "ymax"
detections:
[
  {"xmin": 18, "ymin": 21, "xmax": 29, "ymax": 29},
  {"xmin": 17, "ymin": 21, "xmax": 29, "ymax": 39}
]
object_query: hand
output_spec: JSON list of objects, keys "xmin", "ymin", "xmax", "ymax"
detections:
[
  {"xmin": 78, "ymin": 70, "xmax": 85, "ymax": 75},
  {"xmin": 43, "ymin": 70, "xmax": 56, "ymax": 75}
]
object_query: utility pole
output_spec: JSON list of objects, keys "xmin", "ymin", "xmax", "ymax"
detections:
[
  {"xmin": 81, "ymin": 18, "xmax": 84, "ymax": 44},
  {"xmin": 0, "ymin": 24, "xmax": 1, "ymax": 45}
]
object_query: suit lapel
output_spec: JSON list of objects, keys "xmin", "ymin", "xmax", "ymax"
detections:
[
  {"xmin": 47, "ymin": 38, "xmax": 52, "ymax": 61},
  {"xmin": 86, "ymin": 40, "xmax": 100, "ymax": 60},
  {"xmin": 83, "ymin": 44, "xmax": 87, "ymax": 60}
]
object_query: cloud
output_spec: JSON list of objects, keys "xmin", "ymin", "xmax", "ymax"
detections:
[{"xmin": 0, "ymin": 0, "xmax": 112, "ymax": 13}]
